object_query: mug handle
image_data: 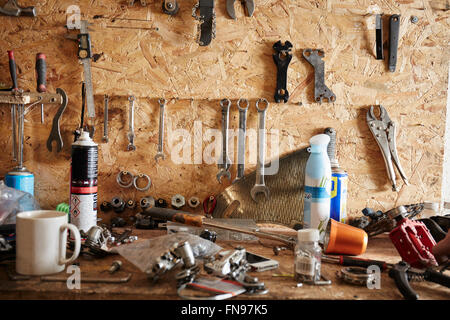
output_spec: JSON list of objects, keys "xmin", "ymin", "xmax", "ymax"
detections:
[{"xmin": 59, "ymin": 223, "xmax": 81, "ymax": 265}]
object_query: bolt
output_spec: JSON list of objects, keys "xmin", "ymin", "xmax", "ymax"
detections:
[{"xmin": 109, "ymin": 260, "xmax": 122, "ymax": 274}]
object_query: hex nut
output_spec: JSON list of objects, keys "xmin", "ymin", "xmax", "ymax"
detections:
[
  {"xmin": 171, "ymin": 194, "xmax": 185, "ymax": 209},
  {"xmin": 188, "ymin": 197, "xmax": 200, "ymax": 208}
]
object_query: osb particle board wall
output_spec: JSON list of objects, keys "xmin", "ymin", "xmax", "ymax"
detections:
[{"xmin": 0, "ymin": 1, "xmax": 448, "ymax": 224}]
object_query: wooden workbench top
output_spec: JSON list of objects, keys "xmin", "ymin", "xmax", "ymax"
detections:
[{"xmin": 0, "ymin": 230, "xmax": 448, "ymax": 300}]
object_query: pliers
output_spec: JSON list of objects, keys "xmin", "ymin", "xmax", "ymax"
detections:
[
  {"xmin": 389, "ymin": 261, "xmax": 450, "ymax": 300},
  {"xmin": 367, "ymin": 105, "xmax": 409, "ymax": 191},
  {"xmin": 226, "ymin": 0, "xmax": 255, "ymax": 19}
]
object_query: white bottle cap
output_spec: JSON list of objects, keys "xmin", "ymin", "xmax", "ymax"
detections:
[
  {"xmin": 309, "ymin": 134, "xmax": 330, "ymax": 146},
  {"xmin": 297, "ymin": 229, "xmax": 320, "ymax": 242},
  {"xmin": 309, "ymin": 134, "xmax": 330, "ymax": 153}
]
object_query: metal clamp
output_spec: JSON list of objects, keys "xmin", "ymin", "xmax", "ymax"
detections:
[
  {"xmin": 133, "ymin": 173, "xmax": 152, "ymax": 192},
  {"xmin": 117, "ymin": 171, "xmax": 134, "ymax": 188}
]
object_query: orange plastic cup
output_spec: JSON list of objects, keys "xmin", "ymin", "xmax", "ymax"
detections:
[{"xmin": 323, "ymin": 219, "xmax": 368, "ymax": 256}]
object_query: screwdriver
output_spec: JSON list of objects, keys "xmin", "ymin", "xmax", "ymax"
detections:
[
  {"xmin": 35, "ymin": 53, "xmax": 47, "ymax": 123},
  {"xmin": 322, "ymin": 254, "xmax": 393, "ymax": 271},
  {"xmin": 8, "ymin": 50, "xmax": 18, "ymax": 161},
  {"xmin": 145, "ymin": 206, "xmax": 297, "ymax": 249}
]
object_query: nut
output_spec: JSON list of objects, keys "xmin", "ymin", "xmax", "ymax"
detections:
[
  {"xmin": 140, "ymin": 196, "xmax": 155, "ymax": 210},
  {"xmin": 171, "ymin": 194, "xmax": 185, "ymax": 209},
  {"xmin": 126, "ymin": 199, "xmax": 136, "ymax": 209},
  {"xmin": 111, "ymin": 197, "xmax": 126, "ymax": 213},
  {"xmin": 188, "ymin": 197, "xmax": 200, "ymax": 208}
]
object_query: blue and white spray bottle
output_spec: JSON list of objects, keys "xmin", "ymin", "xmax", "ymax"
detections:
[{"xmin": 303, "ymin": 134, "xmax": 332, "ymax": 243}]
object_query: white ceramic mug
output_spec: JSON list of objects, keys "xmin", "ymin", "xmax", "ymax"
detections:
[{"xmin": 16, "ymin": 210, "xmax": 81, "ymax": 275}]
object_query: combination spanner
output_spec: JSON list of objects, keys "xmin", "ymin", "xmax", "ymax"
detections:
[
  {"xmin": 216, "ymin": 99, "xmax": 232, "ymax": 183},
  {"xmin": 127, "ymin": 95, "xmax": 136, "ymax": 151},
  {"xmin": 250, "ymin": 98, "xmax": 270, "ymax": 202},
  {"xmin": 155, "ymin": 98, "xmax": 166, "ymax": 161},
  {"xmin": 233, "ymin": 98, "xmax": 249, "ymax": 183}
]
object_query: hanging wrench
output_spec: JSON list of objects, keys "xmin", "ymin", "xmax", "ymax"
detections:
[
  {"xmin": 233, "ymin": 98, "xmax": 249, "ymax": 183},
  {"xmin": 127, "ymin": 95, "xmax": 136, "ymax": 151},
  {"xmin": 216, "ymin": 99, "xmax": 232, "ymax": 183},
  {"xmin": 155, "ymin": 98, "xmax": 166, "ymax": 161},
  {"xmin": 102, "ymin": 94, "xmax": 109, "ymax": 143},
  {"xmin": 250, "ymin": 98, "xmax": 270, "ymax": 202},
  {"xmin": 46, "ymin": 88, "xmax": 68, "ymax": 152}
]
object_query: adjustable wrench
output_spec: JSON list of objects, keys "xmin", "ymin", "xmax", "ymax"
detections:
[
  {"xmin": 155, "ymin": 98, "xmax": 166, "ymax": 161},
  {"xmin": 250, "ymin": 98, "xmax": 270, "ymax": 202},
  {"xmin": 216, "ymin": 99, "xmax": 231, "ymax": 183},
  {"xmin": 233, "ymin": 98, "xmax": 249, "ymax": 183},
  {"xmin": 102, "ymin": 95, "xmax": 109, "ymax": 143},
  {"xmin": 127, "ymin": 95, "xmax": 136, "ymax": 151}
]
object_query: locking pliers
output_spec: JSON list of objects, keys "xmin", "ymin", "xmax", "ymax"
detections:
[
  {"xmin": 367, "ymin": 105, "xmax": 409, "ymax": 191},
  {"xmin": 226, "ymin": 0, "xmax": 255, "ymax": 19}
]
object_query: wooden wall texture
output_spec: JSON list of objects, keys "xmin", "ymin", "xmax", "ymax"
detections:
[{"xmin": 0, "ymin": 0, "xmax": 448, "ymax": 224}]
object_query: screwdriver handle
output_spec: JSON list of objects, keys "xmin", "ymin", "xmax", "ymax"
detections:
[
  {"xmin": 146, "ymin": 207, "xmax": 204, "ymax": 227},
  {"xmin": 7, "ymin": 50, "xmax": 18, "ymax": 91},
  {"xmin": 35, "ymin": 53, "xmax": 47, "ymax": 93}
]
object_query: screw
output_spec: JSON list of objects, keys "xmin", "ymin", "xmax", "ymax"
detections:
[
  {"xmin": 109, "ymin": 260, "xmax": 122, "ymax": 274},
  {"xmin": 410, "ymin": 16, "xmax": 419, "ymax": 24}
]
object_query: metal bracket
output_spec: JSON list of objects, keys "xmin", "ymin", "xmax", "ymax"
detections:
[
  {"xmin": 375, "ymin": 14, "xmax": 384, "ymax": 60},
  {"xmin": 388, "ymin": 14, "xmax": 400, "ymax": 72},
  {"xmin": 302, "ymin": 49, "xmax": 336, "ymax": 104}
]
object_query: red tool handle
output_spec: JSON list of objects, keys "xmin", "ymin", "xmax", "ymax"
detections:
[
  {"xmin": 7, "ymin": 50, "xmax": 18, "ymax": 91},
  {"xmin": 146, "ymin": 207, "xmax": 204, "ymax": 227},
  {"xmin": 35, "ymin": 53, "xmax": 47, "ymax": 93}
]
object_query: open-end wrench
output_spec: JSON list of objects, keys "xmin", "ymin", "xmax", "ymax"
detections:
[
  {"xmin": 250, "ymin": 98, "xmax": 270, "ymax": 202},
  {"xmin": 46, "ymin": 88, "xmax": 68, "ymax": 152},
  {"xmin": 155, "ymin": 98, "xmax": 166, "ymax": 161},
  {"xmin": 127, "ymin": 95, "xmax": 136, "ymax": 151},
  {"xmin": 102, "ymin": 94, "xmax": 109, "ymax": 143},
  {"xmin": 216, "ymin": 99, "xmax": 232, "ymax": 183},
  {"xmin": 233, "ymin": 98, "xmax": 249, "ymax": 183}
]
